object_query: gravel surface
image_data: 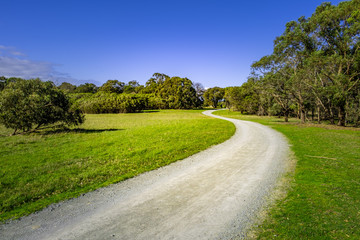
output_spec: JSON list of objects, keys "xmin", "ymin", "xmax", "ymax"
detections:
[{"xmin": 0, "ymin": 110, "xmax": 290, "ymax": 240}]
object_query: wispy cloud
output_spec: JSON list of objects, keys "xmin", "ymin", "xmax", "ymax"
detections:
[{"xmin": 0, "ymin": 45, "xmax": 100, "ymax": 86}]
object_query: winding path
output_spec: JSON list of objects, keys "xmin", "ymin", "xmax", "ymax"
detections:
[{"xmin": 0, "ymin": 110, "xmax": 289, "ymax": 240}]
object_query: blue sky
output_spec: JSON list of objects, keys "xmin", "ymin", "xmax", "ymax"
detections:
[{"xmin": 0, "ymin": 0, "xmax": 344, "ymax": 88}]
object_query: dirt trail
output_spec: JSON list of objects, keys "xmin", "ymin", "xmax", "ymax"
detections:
[{"xmin": 0, "ymin": 110, "xmax": 290, "ymax": 240}]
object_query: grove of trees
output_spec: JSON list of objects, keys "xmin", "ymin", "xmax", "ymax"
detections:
[
  {"xmin": 225, "ymin": 0, "xmax": 360, "ymax": 126},
  {"xmin": 58, "ymin": 73, "xmax": 205, "ymax": 114}
]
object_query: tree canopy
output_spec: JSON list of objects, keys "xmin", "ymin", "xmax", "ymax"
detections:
[
  {"xmin": 226, "ymin": 0, "xmax": 360, "ymax": 126},
  {"xmin": 0, "ymin": 78, "xmax": 84, "ymax": 134}
]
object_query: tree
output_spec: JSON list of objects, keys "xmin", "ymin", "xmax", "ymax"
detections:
[
  {"xmin": 204, "ymin": 87, "xmax": 225, "ymax": 108},
  {"xmin": 98, "ymin": 80, "xmax": 125, "ymax": 94},
  {"xmin": 308, "ymin": 1, "xmax": 360, "ymax": 126},
  {"xmin": 225, "ymin": 80, "xmax": 260, "ymax": 114},
  {"xmin": 249, "ymin": 0, "xmax": 360, "ymax": 126},
  {"xmin": 0, "ymin": 78, "xmax": 84, "ymax": 135},
  {"xmin": 58, "ymin": 82, "xmax": 77, "ymax": 93},
  {"xmin": 0, "ymin": 76, "xmax": 6, "ymax": 91},
  {"xmin": 75, "ymin": 83, "xmax": 98, "ymax": 93},
  {"xmin": 143, "ymin": 73, "xmax": 169, "ymax": 94},
  {"xmin": 158, "ymin": 76, "xmax": 199, "ymax": 109},
  {"xmin": 193, "ymin": 82, "xmax": 205, "ymax": 104},
  {"xmin": 123, "ymin": 80, "xmax": 141, "ymax": 94}
]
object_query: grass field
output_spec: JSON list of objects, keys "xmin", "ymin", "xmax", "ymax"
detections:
[
  {"xmin": 0, "ymin": 110, "xmax": 235, "ymax": 222},
  {"xmin": 214, "ymin": 110, "xmax": 360, "ymax": 239}
]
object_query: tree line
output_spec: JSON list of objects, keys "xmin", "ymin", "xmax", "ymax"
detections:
[
  {"xmin": 57, "ymin": 73, "xmax": 205, "ymax": 113},
  {"xmin": 0, "ymin": 74, "xmax": 219, "ymax": 134},
  {"xmin": 225, "ymin": 0, "xmax": 360, "ymax": 126}
]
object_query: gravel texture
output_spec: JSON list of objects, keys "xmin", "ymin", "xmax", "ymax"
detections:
[{"xmin": 0, "ymin": 110, "xmax": 290, "ymax": 240}]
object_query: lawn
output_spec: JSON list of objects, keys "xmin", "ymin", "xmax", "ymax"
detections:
[
  {"xmin": 0, "ymin": 110, "xmax": 235, "ymax": 221},
  {"xmin": 214, "ymin": 110, "xmax": 360, "ymax": 239}
]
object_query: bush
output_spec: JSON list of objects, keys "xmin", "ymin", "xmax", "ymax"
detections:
[{"xmin": 76, "ymin": 93, "xmax": 148, "ymax": 114}]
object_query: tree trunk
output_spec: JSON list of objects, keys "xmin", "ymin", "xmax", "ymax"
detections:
[
  {"xmin": 337, "ymin": 106, "xmax": 346, "ymax": 126},
  {"xmin": 311, "ymin": 109, "xmax": 315, "ymax": 122},
  {"xmin": 317, "ymin": 106, "xmax": 321, "ymax": 124},
  {"xmin": 299, "ymin": 102, "xmax": 305, "ymax": 124},
  {"xmin": 284, "ymin": 110, "xmax": 289, "ymax": 122},
  {"xmin": 329, "ymin": 108, "xmax": 335, "ymax": 124}
]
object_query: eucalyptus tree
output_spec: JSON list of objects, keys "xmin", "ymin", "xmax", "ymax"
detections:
[
  {"xmin": 308, "ymin": 0, "xmax": 360, "ymax": 126},
  {"xmin": 272, "ymin": 16, "xmax": 317, "ymax": 123},
  {"xmin": 252, "ymin": 55, "xmax": 294, "ymax": 122}
]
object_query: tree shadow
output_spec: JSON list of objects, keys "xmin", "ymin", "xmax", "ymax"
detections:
[
  {"xmin": 141, "ymin": 110, "xmax": 160, "ymax": 113},
  {"xmin": 39, "ymin": 128, "xmax": 123, "ymax": 135}
]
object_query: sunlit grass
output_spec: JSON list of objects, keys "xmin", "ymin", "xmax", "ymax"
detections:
[
  {"xmin": 214, "ymin": 110, "xmax": 360, "ymax": 239},
  {"xmin": 0, "ymin": 110, "xmax": 235, "ymax": 221}
]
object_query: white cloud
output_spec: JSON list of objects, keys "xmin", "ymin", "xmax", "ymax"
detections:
[{"xmin": 0, "ymin": 45, "xmax": 100, "ymax": 86}]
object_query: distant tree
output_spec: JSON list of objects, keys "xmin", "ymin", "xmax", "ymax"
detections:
[
  {"xmin": 0, "ymin": 78, "xmax": 84, "ymax": 135},
  {"xmin": 58, "ymin": 82, "xmax": 77, "ymax": 93},
  {"xmin": 0, "ymin": 77, "xmax": 21, "ymax": 91},
  {"xmin": 143, "ymin": 73, "xmax": 169, "ymax": 94},
  {"xmin": 99, "ymin": 80, "xmax": 125, "ymax": 94},
  {"xmin": 193, "ymin": 82, "xmax": 205, "ymax": 104},
  {"xmin": 123, "ymin": 80, "xmax": 141, "ymax": 94},
  {"xmin": 75, "ymin": 83, "xmax": 98, "ymax": 93},
  {"xmin": 0, "ymin": 76, "xmax": 7, "ymax": 91},
  {"xmin": 204, "ymin": 87, "xmax": 225, "ymax": 108}
]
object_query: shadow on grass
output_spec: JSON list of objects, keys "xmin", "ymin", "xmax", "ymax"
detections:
[
  {"xmin": 141, "ymin": 110, "xmax": 160, "ymax": 113},
  {"xmin": 39, "ymin": 128, "xmax": 124, "ymax": 135}
]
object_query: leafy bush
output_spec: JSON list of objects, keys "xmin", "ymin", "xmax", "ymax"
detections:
[{"xmin": 76, "ymin": 93, "xmax": 148, "ymax": 113}]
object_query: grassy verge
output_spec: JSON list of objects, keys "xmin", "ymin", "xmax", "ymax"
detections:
[
  {"xmin": 214, "ymin": 110, "xmax": 360, "ymax": 239},
  {"xmin": 0, "ymin": 110, "xmax": 235, "ymax": 222}
]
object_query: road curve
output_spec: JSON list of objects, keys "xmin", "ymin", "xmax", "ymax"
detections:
[{"xmin": 0, "ymin": 110, "xmax": 290, "ymax": 240}]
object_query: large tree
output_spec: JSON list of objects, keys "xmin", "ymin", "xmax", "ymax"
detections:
[
  {"xmin": 98, "ymin": 80, "xmax": 125, "ymax": 94},
  {"xmin": 204, "ymin": 87, "xmax": 225, "ymax": 108},
  {"xmin": 0, "ymin": 78, "xmax": 84, "ymax": 135}
]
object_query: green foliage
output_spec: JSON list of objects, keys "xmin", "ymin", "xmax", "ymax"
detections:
[
  {"xmin": 0, "ymin": 110, "xmax": 235, "ymax": 221},
  {"xmin": 58, "ymin": 82, "xmax": 77, "ymax": 93},
  {"xmin": 0, "ymin": 78, "xmax": 84, "ymax": 134},
  {"xmin": 123, "ymin": 80, "xmax": 141, "ymax": 94},
  {"xmin": 215, "ymin": 110, "xmax": 360, "ymax": 239},
  {"xmin": 99, "ymin": 80, "xmax": 125, "ymax": 94},
  {"xmin": 58, "ymin": 73, "xmax": 204, "ymax": 114},
  {"xmin": 0, "ymin": 76, "xmax": 6, "ymax": 91},
  {"xmin": 225, "ymin": 80, "xmax": 260, "ymax": 114},
  {"xmin": 246, "ymin": 0, "xmax": 360, "ymax": 126},
  {"xmin": 76, "ymin": 92, "xmax": 147, "ymax": 113},
  {"xmin": 142, "ymin": 73, "xmax": 201, "ymax": 109},
  {"xmin": 75, "ymin": 83, "xmax": 98, "ymax": 93},
  {"xmin": 204, "ymin": 87, "xmax": 225, "ymax": 108}
]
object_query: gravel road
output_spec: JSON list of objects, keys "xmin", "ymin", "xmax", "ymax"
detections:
[{"xmin": 0, "ymin": 110, "xmax": 290, "ymax": 240}]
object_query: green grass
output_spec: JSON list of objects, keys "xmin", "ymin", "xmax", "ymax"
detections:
[
  {"xmin": 214, "ymin": 110, "xmax": 360, "ymax": 239},
  {"xmin": 0, "ymin": 110, "xmax": 235, "ymax": 222}
]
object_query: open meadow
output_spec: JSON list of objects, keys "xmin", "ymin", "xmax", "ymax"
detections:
[
  {"xmin": 215, "ymin": 110, "xmax": 360, "ymax": 239},
  {"xmin": 0, "ymin": 110, "xmax": 235, "ymax": 221}
]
